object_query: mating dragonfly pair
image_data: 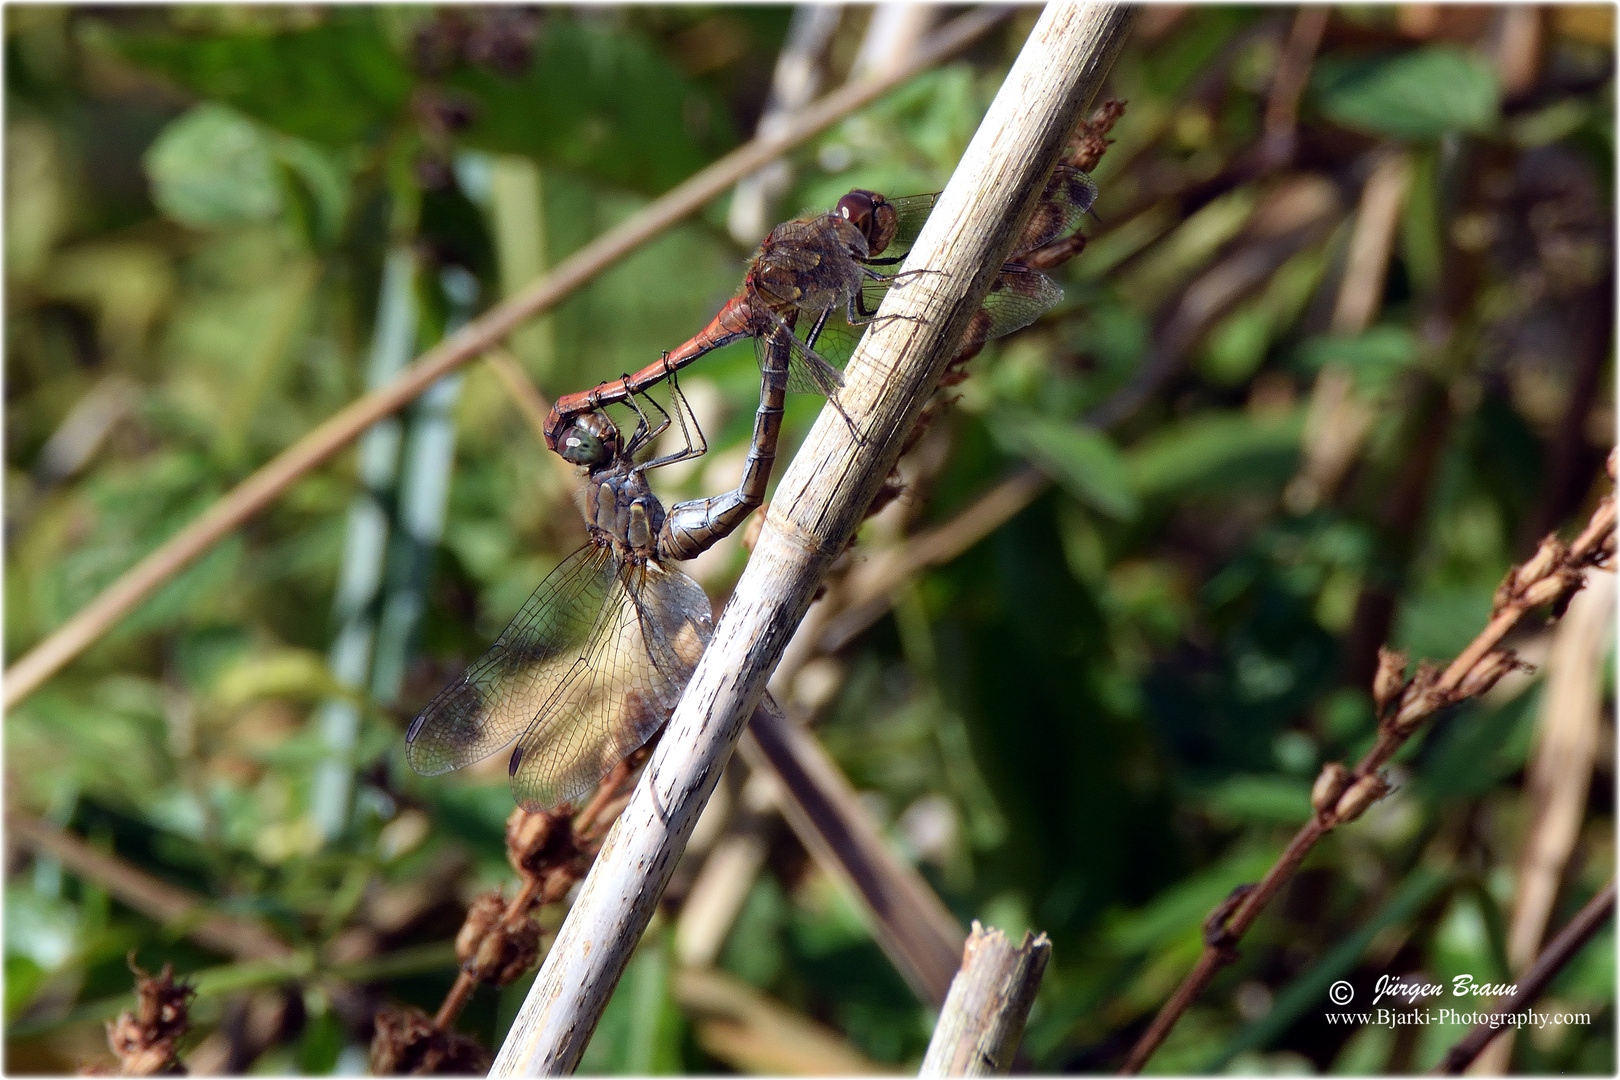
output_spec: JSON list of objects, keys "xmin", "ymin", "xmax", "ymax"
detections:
[{"xmin": 406, "ymin": 165, "xmax": 1099, "ymax": 812}]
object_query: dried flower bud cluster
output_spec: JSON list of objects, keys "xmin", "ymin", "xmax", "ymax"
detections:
[
  {"xmin": 369, "ymin": 1006, "xmax": 490, "ymax": 1077},
  {"xmin": 455, "ymin": 891, "xmax": 542, "ymax": 987},
  {"xmin": 372, "ymin": 750, "xmax": 652, "ymax": 1072},
  {"xmin": 1332, "ymin": 773, "xmax": 1390, "ymax": 824},
  {"xmin": 1311, "ymin": 762, "xmax": 1351, "ymax": 815},
  {"xmin": 1069, "ymin": 99, "xmax": 1127, "ymax": 173},
  {"xmin": 1371, "ymin": 648, "xmax": 1408, "ymax": 713},
  {"xmin": 99, "ymin": 961, "xmax": 194, "ymax": 1077}
]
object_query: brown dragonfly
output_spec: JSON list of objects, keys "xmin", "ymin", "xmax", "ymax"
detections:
[
  {"xmin": 543, "ymin": 164, "xmax": 1099, "ymax": 451},
  {"xmin": 406, "ymin": 333, "xmax": 790, "ymax": 810}
]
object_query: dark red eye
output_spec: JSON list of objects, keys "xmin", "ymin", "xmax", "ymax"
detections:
[{"xmin": 836, "ymin": 190, "xmax": 876, "ymax": 234}]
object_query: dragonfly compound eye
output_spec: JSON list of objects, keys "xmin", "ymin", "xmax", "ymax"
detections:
[
  {"xmin": 836, "ymin": 189, "xmax": 876, "ymax": 235},
  {"xmin": 558, "ymin": 425, "xmax": 604, "ymax": 465},
  {"xmin": 557, "ymin": 412, "xmax": 621, "ymax": 468}
]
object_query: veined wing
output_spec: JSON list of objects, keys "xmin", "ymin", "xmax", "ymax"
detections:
[
  {"xmin": 753, "ymin": 308, "xmax": 850, "ymax": 396},
  {"xmin": 973, "ymin": 265, "xmax": 1065, "ymax": 344},
  {"xmin": 1015, "ymin": 165, "xmax": 1097, "ymax": 255},
  {"xmin": 883, "ymin": 193, "xmax": 941, "ymax": 255},
  {"xmin": 509, "ymin": 559, "xmax": 713, "ymax": 812},
  {"xmin": 879, "ymin": 166, "xmax": 1096, "ymax": 261},
  {"xmin": 406, "ymin": 540, "xmax": 619, "ymax": 776},
  {"xmin": 848, "ymin": 262, "xmax": 1064, "ymax": 353}
]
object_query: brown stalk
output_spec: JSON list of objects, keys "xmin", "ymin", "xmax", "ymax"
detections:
[
  {"xmin": 1, "ymin": 6, "xmax": 1010, "ymax": 712},
  {"xmin": 1431, "ymin": 879, "xmax": 1617, "ymax": 1075},
  {"xmin": 373, "ymin": 749, "xmax": 651, "ymax": 1075},
  {"xmin": 6, "ymin": 812, "xmax": 293, "ymax": 964},
  {"xmin": 1119, "ymin": 459, "xmax": 1617, "ymax": 1074}
]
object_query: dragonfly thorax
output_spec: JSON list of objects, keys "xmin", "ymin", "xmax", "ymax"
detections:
[{"xmin": 583, "ymin": 465, "xmax": 666, "ymax": 557}]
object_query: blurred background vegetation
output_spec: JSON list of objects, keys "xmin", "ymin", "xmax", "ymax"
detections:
[{"xmin": 5, "ymin": 4, "xmax": 1615, "ymax": 1075}]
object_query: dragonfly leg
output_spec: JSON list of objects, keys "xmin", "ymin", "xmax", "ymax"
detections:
[
  {"xmin": 658, "ymin": 332, "xmax": 790, "ymax": 561},
  {"xmin": 635, "ymin": 369, "xmax": 710, "ymax": 472},
  {"xmin": 620, "ymin": 382, "xmax": 671, "ymax": 455}
]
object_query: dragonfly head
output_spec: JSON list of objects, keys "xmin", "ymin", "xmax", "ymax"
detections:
[
  {"xmin": 837, "ymin": 189, "xmax": 898, "ymax": 259},
  {"xmin": 556, "ymin": 411, "xmax": 622, "ymax": 471}
]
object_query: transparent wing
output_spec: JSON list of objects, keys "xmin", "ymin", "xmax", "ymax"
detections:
[
  {"xmin": 848, "ymin": 263, "xmax": 1063, "ymax": 355},
  {"xmin": 970, "ymin": 266, "xmax": 1065, "ymax": 345},
  {"xmin": 405, "ymin": 541, "xmax": 618, "ymax": 776},
  {"xmin": 1014, "ymin": 165, "xmax": 1097, "ymax": 255},
  {"xmin": 883, "ymin": 193, "xmax": 942, "ymax": 255},
  {"xmin": 753, "ymin": 310, "xmax": 850, "ymax": 396},
  {"xmin": 509, "ymin": 560, "xmax": 713, "ymax": 812}
]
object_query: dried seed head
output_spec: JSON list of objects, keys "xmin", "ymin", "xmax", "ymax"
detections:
[
  {"xmin": 1392, "ymin": 661, "xmax": 1443, "ymax": 732},
  {"xmin": 371, "ymin": 1005, "xmax": 490, "ymax": 1076},
  {"xmin": 1457, "ymin": 650, "xmax": 1522, "ymax": 700},
  {"xmin": 1333, "ymin": 773, "xmax": 1391, "ymax": 824},
  {"xmin": 1312, "ymin": 762, "xmax": 1352, "ymax": 814},
  {"xmin": 506, "ymin": 806, "xmax": 566, "ymax": 878},
  {"xmin": 455, "ymin": 891, "xmax": 504, "ymax": 966},
  {"xmin": 102, "ymin": 959, "xmax": 193, "ymax": 1076},
  {"xmin": 1516, "ymin": 535, "xmax": 1567, "ymax": 591},
  {"xmin": 1373, "ymin": 648, "xmax": 1409, "ymax": 712},
  {"xmin": 1521, "ymin": 570, "xmax": 1574, "ymax": 609},
  {"xmin": 463, "ymin": 913, "xmax": 542, "ymax": 987}
]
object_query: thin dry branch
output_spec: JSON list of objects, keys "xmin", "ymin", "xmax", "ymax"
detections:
[
  {"xmin": 738, "ymin": 697, "xmax": 966, "ymax": 1006},
  {"xmin": 489, "ymin": 8, "xmax": 1137, "ymax": 1074},
  {"xmin": 1, "ymin": 6, "xmax": 1009, "ymax": 713},
  {"xmin": 919, "ymin": 923, "xmax": 1052, "ymax": 1077},
  {"xmin": 7, "ymin": 812, "xmax": 293, "ymax": 964},
  {"xmin": 1119, "ymin": 458, "xmax": 1617, "ymax": 1074},
  {"xmin": 1431, "ymin": 879, "xmax": 1616, "ymax": 1075}
]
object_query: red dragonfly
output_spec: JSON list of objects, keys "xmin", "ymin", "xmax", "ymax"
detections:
[
  {"xmin": 406, "ymin": 334, "xmax": 791, "ymax": 810},
  {"xmin": 544, "ymin": 164, "xmax": 1099, "ymax": 450}
]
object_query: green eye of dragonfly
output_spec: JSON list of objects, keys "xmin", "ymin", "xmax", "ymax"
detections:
[{"xmin": 559, "ymin": 427, "xmax": 604, "ymax": 465}]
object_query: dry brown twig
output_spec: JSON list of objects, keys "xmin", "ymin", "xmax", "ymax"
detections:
[
  {"xmin": 7, "ymin": 812, "xmax": 294, "ymax": 965},
  {"xmin": 1120, "ymin": 453, "xmax": 1618, "ymax": 1074},
  {"xmin": 1431, "ymin": 879, "xmax": 1616, "ymax": 1075}
]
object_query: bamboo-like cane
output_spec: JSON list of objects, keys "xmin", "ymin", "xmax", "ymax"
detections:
[
  {"xmin": 919, "ymin": 922, "xmax": 1053, "ymax": 1077},
  {"xmin": 0, "ymin": 7, "xmax": 1008, "ymax": 713},
  {"xmin": 489, "ymin": 6, "xmax": 1138, "ymax": 1074}
]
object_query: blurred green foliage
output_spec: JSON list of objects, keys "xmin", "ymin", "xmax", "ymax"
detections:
[{"xmin": 5, "ymin": 5, "xmax": 1614, "ymax": 1076}]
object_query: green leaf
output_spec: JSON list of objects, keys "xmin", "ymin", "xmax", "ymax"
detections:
[
  {"xmin": 1202, "ymin": 774, "xmax": 1313, "ymax": 825},
  {"xmin": 144, "ymin": 104, "xmax": 283, "ymax": 228},
  {"xmin": 211, "ymin": 648, "xmax": 345, "ymax": 708},
  {"xmin": 1313, "ymin": 47, "xmax": 1499, "ymax": 140},
  {"xmin": 1295, "ymin": 324, "xmax": 1419, "ymax": 392},
  {"xmin": 989, "ymin": 409, "xmax": 1138, "ymax": 519},
  {"xmin": 450, "ymin": 18, "xmax": 734, "ymax": 195},
  {"xmin": 1104, "ymin": 845, "xmax": 1283, "ymax": 954},
  {"xmin": 113, "ymin": 11, "xmax": 411, "ymax": 146},
  {"xmin": 1125, "ymin": 409, "xmax": 1304, "ymax": 501}
]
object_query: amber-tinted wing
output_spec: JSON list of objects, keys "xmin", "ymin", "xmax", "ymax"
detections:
[
  {"xmin": 405, "ymin": 540, "xmax": 619, "ymax": 777},
  {"xmin": 882, "ymin": 193, "xmax": 941, "ymax": 254},
  {"xmin": 508, "ymin": 559, "xmax": 713, "ymax": 812},
  {"xmin": 1015, "ymin": 165, "xmax": 1098, "ymax": 254},
  {"xmin": 877, "ymin": 165, "xmax": 1097, "ymax": 260},
  {"xmin": 972, "ymin": 265, "xmax": 1065, "ymax": 344}
]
